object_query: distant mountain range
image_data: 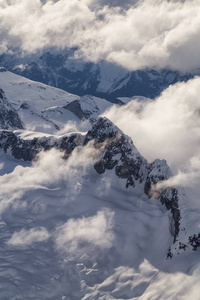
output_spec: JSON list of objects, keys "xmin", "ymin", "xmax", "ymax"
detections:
[{"xmin": 0, "ymin": 49, "xmax": 196, "ymax": 101}]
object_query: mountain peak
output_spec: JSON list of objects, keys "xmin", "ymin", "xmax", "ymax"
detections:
[{"xmin": 84, "ymin": 117, "xmax": 122, "ymax": 144}]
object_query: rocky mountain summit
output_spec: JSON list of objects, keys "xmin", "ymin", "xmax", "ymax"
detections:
[{"xmin": 0, "ymin": 69, "xmax": 115, "ymax": 134}]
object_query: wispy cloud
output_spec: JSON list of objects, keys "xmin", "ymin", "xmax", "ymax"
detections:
[
  {"xmin": 54, "ymin": 209, "xmax": 115, "ymax": 259},
  {"xmin": 103, "ymin": 76, "xmax": 200, "ymax": 207},
  {"xmin": 104, "ymin": 76, "xmax": 200, "ymax": 172},
  {"xmin": 7, "ymin": 227, "xmax": 50, "ymax": 247},
  {"xmin": 0, "ymin": 144, "xmax": 97, "ymax": 215},
  {"xmin": 0, "ymin": 0, "xmax": 200, "ymax": 72}
]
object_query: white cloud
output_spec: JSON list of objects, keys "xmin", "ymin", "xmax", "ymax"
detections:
[
  {"xmin": 104, "ymin": 76, "xmax": 200, "ymax": 172},
  {"xmin": 102, "ymin": 76, "xmax": 200, "ymax": 207},
  {"xmin": 7, "ymin": 227, "xmax": 50, "ymax": 247},
  {"xmin": 54, "ymin": 209, "xmax": 115, "ymax": 258},
  {"xmin": 0, "ymin": 144, "xmax": 97, "ymax": 215},
  {"xmin": 0, "ymin": 0, "xmax": 200, "ymax": 72},
  {"xmin": 58, "ymin": 119, "xmax": 90, "ymax": 136}
]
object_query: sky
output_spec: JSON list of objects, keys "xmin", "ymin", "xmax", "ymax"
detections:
[{"xmin": 0, "ymin": 0, "xmax": 200, "ymax": 72}]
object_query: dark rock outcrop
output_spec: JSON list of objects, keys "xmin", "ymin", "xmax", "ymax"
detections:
[
  {"xmin": 0, "ymin": 67, "xmax": 6, "ymax": 72},
  {"xmin": 0, "ymin": 131, "xmax": 83, "ymax": 161},
  {"xmin": 188, "ymin": 234, "xmax": 200, "ymax": 251},
  {"xmin": 0, "ymin": 88, "xmax": 24, "ymax": 130},
  {"xmin": 160, "ymin": 188, "xmax": 180, "ymax": 240},
  {"xmin": 20, "ymin": 102, "xmax": 30, "ymax": 110},
  {"xmin": 85, "ymin": 117, "xmax": 148, "ymax": 188},
  {"xmin": 144, "ymin": 159, "xmax": 181, "ymax": 241},
  {"xmin": 63, "ymin": 100, "xmax": 86, "ymax": 120}
]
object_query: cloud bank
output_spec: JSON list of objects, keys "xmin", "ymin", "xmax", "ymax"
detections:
[
  {"xmin": 103, "ymin": 76, "xmax": 200, "ymax": 207},
  {"xmin": 0, "ymin": 145, "xmax": 96, "ymax": 215},
  {"xmin": 104, "ymin": 76, "xmax": 200, "ymax": 172},
  {"xmin": 0, "ymin": 0, "xmax": 200, "ymax": 72}
]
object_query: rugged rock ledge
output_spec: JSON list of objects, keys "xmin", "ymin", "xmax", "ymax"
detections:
[{"xmin": 0, "ymin": 131, "xmax": 83, "ymax": 161}]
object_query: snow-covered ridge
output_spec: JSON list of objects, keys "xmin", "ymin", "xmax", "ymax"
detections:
[
  {"xmin": 0, "ymin": 69, "xmax": 115, "ymax": 134},
  {"xmin": 0, "ymin": 115, "xmax": 191, "ymax": 256}
]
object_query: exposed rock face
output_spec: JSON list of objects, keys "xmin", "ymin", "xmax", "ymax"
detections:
[
  {"xmin": 84, "ymin": 117, "xmax": 148, "ymax": 188},
  {"xmin": 0, "ymin": 88, "xmax": 24, "ymax": 130},
  {"xmin": 144, "ymin": 159, "xmax": 181, "ymax": 240},
  {"xmin": 144, "ymin": 159, "xmax": 181, "ymax": 242},
  {"xmin": 188, "ymin": 234, "xmax": 200, "ymax": 251},
  {"xmin": 84, "ymin": 117, "xmax": 120, "ymax": 144},
  {"xmin": 145, "ymin": 159, "xmax": 172, "ymax": 189},
  {"xmin": 84, "ymin": 118, "xmax": 181, "ymax": 242},
  {"xmin": 63, "ymin": 100, "xmax": 86, "ymax": 120},
  {"xmin": 63, "ymin": 96, "xmax": 112, "ymax": 122},
  {"xmin": 20, "ymin": 102, "xmax": 30, "ymax": 110},
  {"xmin": 0, "ymin": 67, "xmax": 7, "ymax": 72},
  {"xmin": 160, "ymin": 188, "xmax": 180, "ymax": 240},
  {"xmin": 0, "ymin": 131, "xmax": 83, "ymax": 161}
]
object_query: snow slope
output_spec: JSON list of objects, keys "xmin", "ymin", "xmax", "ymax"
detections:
[{"xmin": 0, "ymin": 69, "xmax": 115, "ymax": 134}]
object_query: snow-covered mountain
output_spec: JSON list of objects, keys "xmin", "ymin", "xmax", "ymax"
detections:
[
  {"xmin": 0, "ymin": 70, "xmax": 200, "ymax": 299},
  {"xmin": 0, "ymin": 50, "xmax": 195, "ymax": 101},
  {"xmin": 0, "ymin": 68, "xmax": 116, "ymax": 134}
]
